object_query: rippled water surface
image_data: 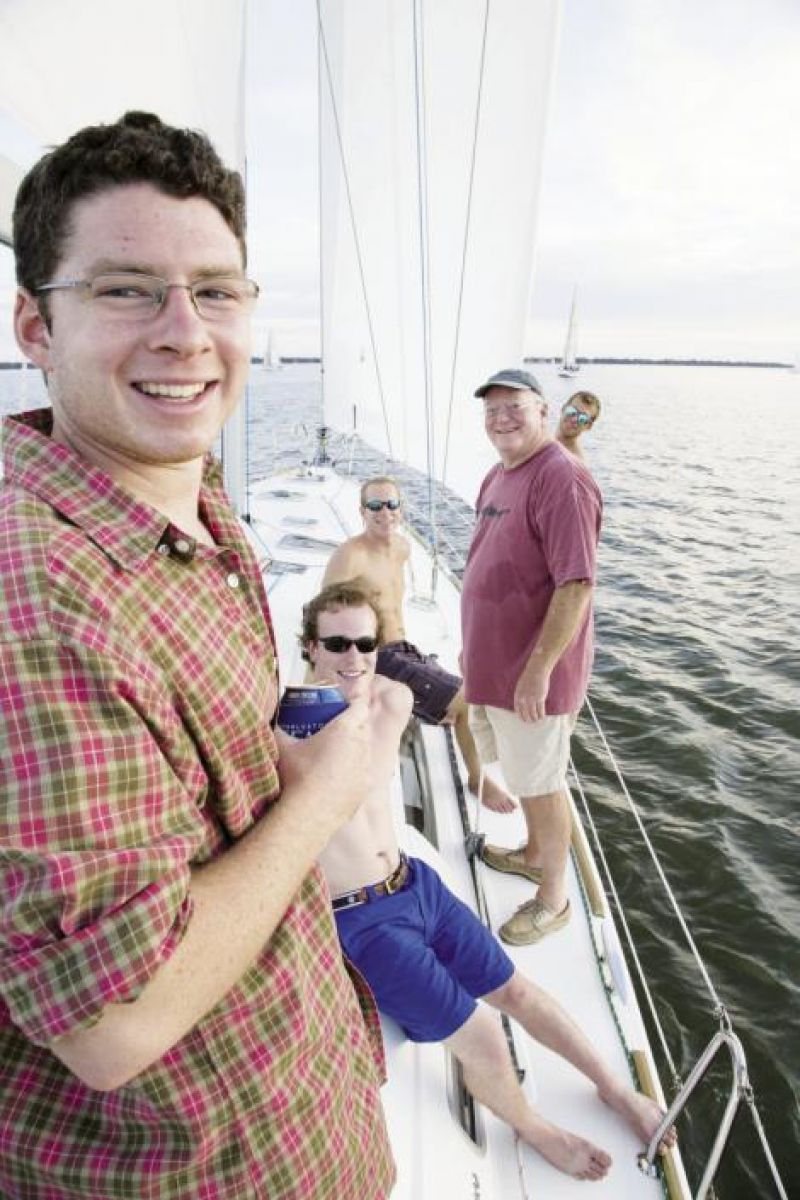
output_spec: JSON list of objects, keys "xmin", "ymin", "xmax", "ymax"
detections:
[
  {"xmin": 553, "ymin": 366, "xmax": 799, "ymax": 1198},
  {"xmin": 2, "ymin": 361, "xmax": 798, "ymax": 1197}
]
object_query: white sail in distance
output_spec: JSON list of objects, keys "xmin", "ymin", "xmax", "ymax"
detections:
[{"xmin": 558, "ymin": 284, "xmax": 579, "ymax": 376}]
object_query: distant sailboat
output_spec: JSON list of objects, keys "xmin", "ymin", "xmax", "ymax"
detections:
[
  {"xmin": 558, "ymin": 285, "xmax": 580, "ymax": 376},
  {"xmin": 263, "ymin": 328, "xmax": 282, "ymax": 370}
]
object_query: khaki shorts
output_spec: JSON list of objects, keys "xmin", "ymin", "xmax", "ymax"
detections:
[{"xmin": 468, "ymin": 705, "xmax": 577, "ymax": 797}]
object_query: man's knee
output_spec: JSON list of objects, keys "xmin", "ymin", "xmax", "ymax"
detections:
[
  {"xmin": 484, "ymin": 970, "xmax": 528, "ymax": 1011},
  {"xmin": 444, "ymin": 689, "xmax": 467, "ymax": 724},
  {"xmin": 520, "ymin": 787, "xmax": 567, "ymax": 809},
  {"xmin": 448, "ymin": 1005, "xmax": 512, "ymax": 1070}
]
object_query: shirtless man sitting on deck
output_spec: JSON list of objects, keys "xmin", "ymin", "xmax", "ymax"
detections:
[
  {"xmin": 302, "ymin": 580, "xmax": 676, "ymax": 1182},
  {"xmin": 321, "ymin": 475, "xmax": 513, "ymax": 812}
]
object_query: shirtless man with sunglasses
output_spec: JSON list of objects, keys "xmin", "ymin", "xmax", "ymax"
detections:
[
  {"xmin": 321, "ymin": 475, "xmax": 514, "ymax": 812},
  {"xmin": 301, "ymin": 579, "xmax": 675, "ymax": 1182}
]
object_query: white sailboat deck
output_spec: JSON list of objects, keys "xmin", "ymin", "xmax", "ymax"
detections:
[{"xmin": 248, "ymin": 466, "xmax": 687, "ymax": 1200}]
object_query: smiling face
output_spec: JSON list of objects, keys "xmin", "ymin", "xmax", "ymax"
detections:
[
  {"xmin": 361, "ymin": 479, "xmax": 403, "ymax": 539},
  {"xmin": 308, "ymin": 603, "xmax": 379, "ymax": 702},
  {"xmin": 482, "ymin": 385, "xmax": 549, "ymax": 468},
  {"xmin": 14, "ymin": 182, "xmax": 251, "ymax": 487}
]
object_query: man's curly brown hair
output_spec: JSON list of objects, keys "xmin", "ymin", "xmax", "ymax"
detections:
[{"xmin": 13, "ymin": 110, "xmax": 247, "ymax": 321}]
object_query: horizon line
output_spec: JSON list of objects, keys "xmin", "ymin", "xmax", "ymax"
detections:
[{"xmin": 0, "ymin": 355, "xmax": 794, "ymax": 372}]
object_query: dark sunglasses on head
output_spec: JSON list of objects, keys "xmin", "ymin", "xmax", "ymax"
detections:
[
  {"xmin": 562, "ymin": 404, "xmax": 593, "ymax": 427},
  {"xmin": 318, "ymin": 635, "xmax": 379, "ymax": 654},
  {"xmin": 363, "ymin": 498, "xmax": 401, "ymax": 512}
]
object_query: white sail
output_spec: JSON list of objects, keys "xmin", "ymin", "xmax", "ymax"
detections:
[
  {"xmin": 319, "ymin": 0, "xmax": 560, "ymax": 497},
  {"xmin": 558, "ymin": 284, "xmax": 579, "ymax": 375},
  {"xmin": 263, "ymin": 327, "xmax": 282, "ymax": 370},
  {"xmin": 0, "ymin": 149, "xmax": 23, "ymax": 249},
  {"xmin": 0, "ymin": 0, "xmax": 248, "ymax": 509},
  {"xmin": 0, "ymin": 0, "xmax": 245, "ymax": 240}
]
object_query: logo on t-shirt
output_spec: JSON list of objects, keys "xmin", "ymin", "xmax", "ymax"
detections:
[{"xmin": 479, "ymin": 503, "xmax": 510, "ymax": 520}]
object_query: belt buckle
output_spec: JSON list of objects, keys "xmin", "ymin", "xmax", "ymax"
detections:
[{"xmin": 383, "ymin": 860, "xmax": 406, "ymax": 896}]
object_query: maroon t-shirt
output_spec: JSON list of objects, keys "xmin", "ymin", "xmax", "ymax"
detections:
[{"xmin": 461, "ymin": 441, "xmax": 602, "ymax": 713}]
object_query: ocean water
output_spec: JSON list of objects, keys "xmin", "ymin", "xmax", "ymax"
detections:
[{"xmin": 2, "ymin": 361, "xmax": 798, "ymax": 1197}]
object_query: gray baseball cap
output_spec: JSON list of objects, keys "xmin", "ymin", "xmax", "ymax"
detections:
[{"xmin": 474, "ymin": 368, "xmax": 543, "ymax": 398}]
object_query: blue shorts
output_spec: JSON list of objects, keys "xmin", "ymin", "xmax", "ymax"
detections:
[{"xmin": 335, "ymin": 856, "xmax": 514, "ymax": 1042}]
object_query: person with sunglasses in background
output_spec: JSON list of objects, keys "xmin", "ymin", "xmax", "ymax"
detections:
[
  {"xmin": 556, "ymin": 390, "xmax": 601, "ymax": 462},
  {"xmin": 302, "ymin": 579, "xmax": 674, "ymax": 1182},
  {"xmin": 321, "ymin": 476, "xmax": 514, "ymax": 813}
]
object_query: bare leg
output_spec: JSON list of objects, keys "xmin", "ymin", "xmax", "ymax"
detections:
[
  {"xmin": 484, "ymin": 973, "xmax": 677, "ymax": 1151},
  {"xmin": 520, "ymin": 788, "xmax": 571, "ymax": 912},
  {"xmin": 445, "ymin": 1006, "xmax": 611, "ymax": 1179},
  {"xmin": 447, "ymin": 692, "xmax": 515, "ymax": 813}
]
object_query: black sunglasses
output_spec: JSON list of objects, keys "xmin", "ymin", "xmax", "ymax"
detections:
[
  {"xmin": 318, "ymin": 635, "xmax": 379, "ymax": 654},
  {"xmin": 363, "ymin": 498, "xmax": 401, "ymax": 512}
]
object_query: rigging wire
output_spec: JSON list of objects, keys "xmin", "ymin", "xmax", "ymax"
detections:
[
  {"xmin": 578, "ymin": 695, "xmax": 789, "ymax": 1198},
  {"xmin": 411, "ymin": 0, "xmax": 440, "ymax": 598},
  {"xmin": 315, "ymin": 0, "xmax": 394, "ymax": 458},
  {"xmin": 569, "ymin": 763, "xmax": 681, "ymax": 1079},
  {"xmin": 316, "ymin": 18, "xmax": 326, "ymax": 425},
  {"xmin": 440, "ymin": 0, "xmax": 491, "ymax": 492},
  {"xmin": 583, "ymin": 695, "xmax": 724, "ymax": 1012}
]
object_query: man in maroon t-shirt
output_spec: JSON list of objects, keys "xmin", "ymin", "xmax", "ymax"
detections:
[{"xmin": 461, "ymin": 369, "xmax": 602, "ymax": 944}]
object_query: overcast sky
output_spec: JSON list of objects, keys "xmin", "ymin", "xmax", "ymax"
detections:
[
  {"xmin": 2, "ymin": 0, "xmax": 798, "ymax": 362},
  {"xmin": 531, "ymin": 0, "xmax": 800, "ymax": 360}
]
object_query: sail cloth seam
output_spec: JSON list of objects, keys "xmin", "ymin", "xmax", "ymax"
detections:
[
  {"xmin": 440, "ymin": 0, "xmax": 491, "ymax": 493},
  {"xmin": 316, "ymin": 0, "xmax": 394, "ymax": 458}
]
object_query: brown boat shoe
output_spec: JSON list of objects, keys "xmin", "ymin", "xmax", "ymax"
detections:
[
  {"xmin": 498, "ymin": 897, "xmax": 572, "ymax": 946},
  {"xmin": 481, "ymin": 843, "xmax": 543, "ymax": 884}
]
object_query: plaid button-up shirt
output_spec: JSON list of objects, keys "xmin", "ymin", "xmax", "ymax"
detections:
[{"xmin": 0, "ymin": 410, "xmax": 394, "ymax": 1200}]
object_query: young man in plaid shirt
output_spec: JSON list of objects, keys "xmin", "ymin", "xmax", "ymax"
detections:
[{"xmin": 0, "ymin": 112, "xmax": 394, "ymax": 1199}]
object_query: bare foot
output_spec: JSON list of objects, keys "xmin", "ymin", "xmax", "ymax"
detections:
[
  {"xmin": 469, "ymin": 775, "xmax": 516, "ymax": 813},
  {"xmin": 600, "ymin": 1083, "xmax": 677, "ymax": 1153},
  {"xmin": 524, "ymin": 1113, "xmax": 612, "ymax": 1180}
]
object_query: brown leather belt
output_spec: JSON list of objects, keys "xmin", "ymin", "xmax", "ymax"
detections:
[{"xmin": 331, "ymin": 853, "xmax": 410, "ymax": 912}]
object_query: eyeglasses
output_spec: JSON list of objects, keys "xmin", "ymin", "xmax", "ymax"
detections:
[
  {"xmin": 363, "ymin": 498, "xmax": 401, "ymax": 512},
  {"xmin": 483, "ymin": 399, "xmax": 536, "ymax": 421},
  {"xmin": 562, "ymin": 404, "xmax": 593, "ymax": 427},
  {"xmin": 36, "ymin": 272, "xmax": 260, "ymax": 322},
  {"xmin": 318, "ymin": 635, "xmax": 379, "ymax": 653}
]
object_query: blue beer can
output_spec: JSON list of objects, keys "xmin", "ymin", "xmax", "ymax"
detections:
[{"xmin": 276, "ymin": 684, "xmax": 348, "ymax": 738}]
